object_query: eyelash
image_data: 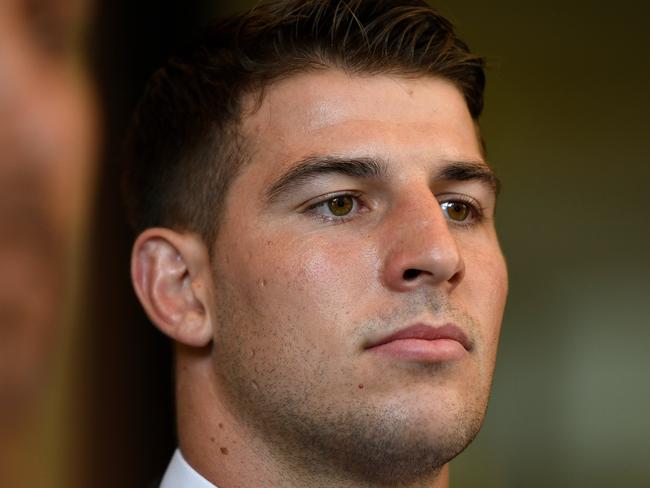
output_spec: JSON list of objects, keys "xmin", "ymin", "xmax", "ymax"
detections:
[
  {"xmin": 439, "ymin": 194, "xmax": 486, "ymax": 227},
  {"xmin": 303, "ymin": 192, "xmax": 485, "ymax": 225},
  {"xmin": 304, "ymin": 191, "xmax": 367, "ymax": 224}
]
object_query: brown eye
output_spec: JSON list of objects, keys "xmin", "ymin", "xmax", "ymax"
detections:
[
  {"xmin": 327, "ymin": 196, "xmax": 354, "ymax": 216},
  {"xmin": 441, "ymin": 201, "xmax": 471, "ymax": 222}
]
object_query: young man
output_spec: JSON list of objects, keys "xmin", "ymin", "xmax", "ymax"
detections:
[{"xmin": 125, "ymin": 1, "xmax": 508, "ymax": 486}]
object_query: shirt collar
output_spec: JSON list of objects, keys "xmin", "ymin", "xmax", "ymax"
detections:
[{"xmin": 160, "ymin": 449, "xmax": 217, "ymax": 488}]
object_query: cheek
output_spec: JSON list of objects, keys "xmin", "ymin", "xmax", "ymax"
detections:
[
  {"xmin": 460, "ymin": 244, "xmax": 508, "ymax": 341},
  {"xmin": 215, "ymin": 235, "xmax": 374, "ymax": 393},
  {"xmin": 239, "ymin": 234, "xmax": 379, "ymax": 327}
]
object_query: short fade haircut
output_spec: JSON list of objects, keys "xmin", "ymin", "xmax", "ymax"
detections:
[{"xmin": 123, "ymin": 0, "xmax": 486, "ymax": 246}]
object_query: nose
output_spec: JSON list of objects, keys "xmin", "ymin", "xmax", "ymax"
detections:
[{"xmin": 381, "ymin": 191, "xmax": 465, "ymax": 293}]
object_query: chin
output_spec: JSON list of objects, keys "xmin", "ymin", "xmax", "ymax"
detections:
[{"xmin": 275, "ymin": 394, "xmax": 487, "ymax": 486}]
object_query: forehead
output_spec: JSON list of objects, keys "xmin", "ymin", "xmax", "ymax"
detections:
[{"xmin": 240, "ymin": 70, "xmax": 483, "ymax": 177}]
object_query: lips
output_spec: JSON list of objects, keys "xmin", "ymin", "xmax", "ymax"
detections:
[{"xmin": 365, "ymin": 323, "xmax": 472, "ymax": 362}]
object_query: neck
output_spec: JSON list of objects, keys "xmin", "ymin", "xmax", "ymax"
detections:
[{"xmin": 175, "ymin": 348, "xmax": 450, "ymax": 488}]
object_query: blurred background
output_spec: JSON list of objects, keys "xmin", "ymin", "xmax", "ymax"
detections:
[{"xmin": 1, "ymin": 0, "xmax": 648, "ymax": 487}]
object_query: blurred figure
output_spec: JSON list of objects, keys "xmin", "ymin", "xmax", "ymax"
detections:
[{"xmin": 0, "ymin": 0, "xmax": 97, "ymax": 486}]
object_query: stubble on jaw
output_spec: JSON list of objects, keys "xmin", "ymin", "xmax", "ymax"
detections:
[
  {"xmin": 265, "ymin": 395, "xmax": 484, "ymax": 487},
  {"xmin": 210, "ymin": 281, "xmax": 493, "ymax": 487}
]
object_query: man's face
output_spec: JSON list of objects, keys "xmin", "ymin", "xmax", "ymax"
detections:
[
  {"xmin": 209, "ymin": 71, "xmax": 507, "ymax": 483},
  {"xmin": 0, "ymin": 0, "xmax": 96, "ymax": 418}
]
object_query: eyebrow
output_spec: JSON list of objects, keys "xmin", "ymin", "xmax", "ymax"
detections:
[
  {"xmin": 436, "ymin": 160, "xmax": 501, "ymax": 196},
  {"xmin": 264, "ymin": 155, "xmax": 388, "ymax": 203},
  {"xmin": 264, "ymin": 154, "xmax": 501, "ymax": 204}
]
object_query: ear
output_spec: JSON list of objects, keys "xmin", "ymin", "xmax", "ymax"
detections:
[{"xmin": 131, "ymin": 228, "xmax": 214, "ymax": 347}]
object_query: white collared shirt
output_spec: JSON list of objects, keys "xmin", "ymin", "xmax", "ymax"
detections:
[{"xmin": 160, "ymin": 449, "xmax": 217, "ymax": 487}]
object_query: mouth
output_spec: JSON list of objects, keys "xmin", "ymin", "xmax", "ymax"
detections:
[{"xmin": 364, "ymin": 323, "xmax": 472, "ymax": 363}]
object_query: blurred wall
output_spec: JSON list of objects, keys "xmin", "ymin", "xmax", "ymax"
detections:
[{"xmin": 85, "ymin": 1, "xmax": 650, "ymax": 486}]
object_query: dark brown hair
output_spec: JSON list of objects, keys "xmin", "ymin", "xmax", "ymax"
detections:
[{"xmin": 123, "ymin": 0, "xmax": 485, "ymax": 246}]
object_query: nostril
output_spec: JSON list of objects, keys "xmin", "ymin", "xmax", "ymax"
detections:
[{"xmin": 403, "ymin": 269, "xmax": 421, "ymax": 281}]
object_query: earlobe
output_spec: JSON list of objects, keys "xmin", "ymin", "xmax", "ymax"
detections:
[{"xmin": 131, "ymin": 228, "xmax": 214, "ymax": 347}]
